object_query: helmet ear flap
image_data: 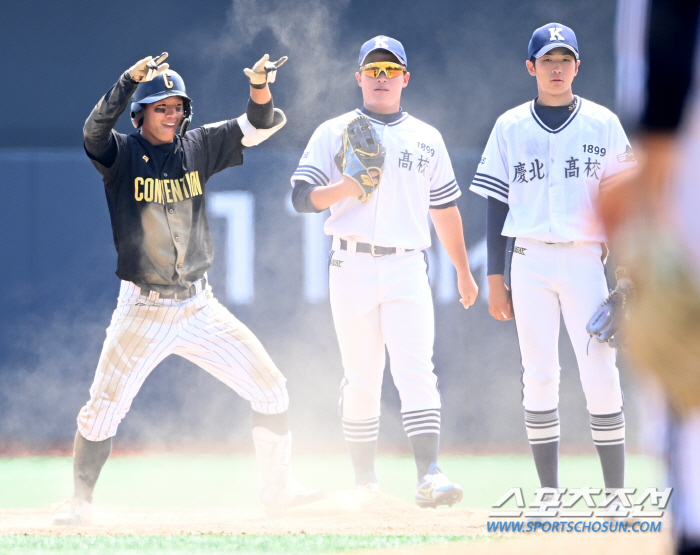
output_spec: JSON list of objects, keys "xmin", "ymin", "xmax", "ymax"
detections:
[
  {"xmin": 130, "ymin": 102, "xmax": 144, "ymax": 128},
  {"xmin": 130, "ymin": 111, "xmax": 144, "ymax": 128},
  {"xmin": 179, "ymin": 99, "xmax": 192, "ymax": 135}
]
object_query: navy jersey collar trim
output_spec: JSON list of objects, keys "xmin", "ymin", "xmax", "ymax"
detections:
[
  {"xmin": 529, "ymin": 96, "xmax": 582, "ymax": 133},
  {"xmin": 356, "ymin": 107, "xmax": 409, "ymax": 126}
]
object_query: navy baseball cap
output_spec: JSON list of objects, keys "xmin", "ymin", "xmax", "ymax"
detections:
[
  {"xmin": 528, "ymin": 23, "xmax": 579, "ymax": 60},
  {"xmin": 358, "ymin": 35, "xmax": 407, "ymax": 67}
]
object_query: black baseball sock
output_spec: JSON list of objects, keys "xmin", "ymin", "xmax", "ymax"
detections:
[
  {"xmin": 342, "ymin": 418, "xmax": 379, "ymax": 481},
  {"xmin": 530, "ymin": 441, "xmax": 560, "ymax": 488},
  {"xmin": 346, "ymin": 440, "xmax": 377, "ymax": 480},
  {"xmin": 73, "ymin": 431, "xmax": 112, "ymax": 503},
  {"xmin": 252, "ymin": 410, "xmax": 289, "ymax": 436},
  {"xmin": 525, "ymin": 408, "xmax": 560, "ymax": 488},
  {"xmin": 595, "ymin": 444, "xmax": 625, "ymax": 489},
  {"xmin": 402, "ymin": 409, "xmax": 441, "ymax": 480},
  {"xmin": 407, "ymin": 433, "xmax": 439, "ymax": 480},
  {"xmin": 590, "ymin": 411, "xmax": 626, "ymax": 489}
]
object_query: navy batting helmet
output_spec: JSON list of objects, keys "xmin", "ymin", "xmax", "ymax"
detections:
[{"xmin": 130, "ymin": 70, "xmax": 192, "ymax": 133}]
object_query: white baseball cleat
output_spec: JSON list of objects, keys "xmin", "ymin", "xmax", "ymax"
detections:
[
  {"xmin": 602, "ymin": 499, "xmax": 633, "ymax": 523},
  {"xmin": 265, "ymin": 481, "xmax": 327, "ymax": 515},
  {"xmin": 355, "ymin": 472, "xmax": 379, "ymax": 491},
  {"xmin": 51, "ymin": 498, "xmax": 92, "ymax": 526},
  {"xmin": 252, "ymin": 427, "xmax": 326, "ymax": 515},
  {"xmin": 415, "ymin": 463, "xmax": 463, "ymax": 508}
]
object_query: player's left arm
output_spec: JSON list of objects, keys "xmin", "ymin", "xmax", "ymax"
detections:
[
  {"xmin": 200, "ymin": 55, "xmax": 288, "ymax": 177},
  {"xmin": 430, "ymin": 206, "xmax": 479, "ymax": 308},
  {"xmin": 236, "ymin": 54, "xmax": 288, "ymax": 147}
]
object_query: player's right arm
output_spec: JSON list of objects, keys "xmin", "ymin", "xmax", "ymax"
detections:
[
  {"xmin": 307, "ymin": 176, "xmax": 362, "ymax": 210},
  {"xmin": 83, "ymin": 70, "xmax": 140, "ymax": 168},
  {"xmin": 470, "ymin": 119, "xmax": 514, "ymax": 321},
  {"xmin": 486, "ymin": 197, "xmax": 513, "ymax": 321},
  {"xmin": 291, "ymin": 119, "xmax": 359, "ymax": 212},
  {"xmin": 83, "ymin": 60, "xmax": 145, "ymax": 168}
]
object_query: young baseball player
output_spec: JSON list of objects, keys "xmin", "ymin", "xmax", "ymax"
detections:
[
  {"xmin": 291, "ymin": 36, "xmax": 478, "ymax": 508},
  {"xmin": 470, "ymin": 24, "xmax": 635, "ymax": 496},
  {"xmin": 52, "ymin": 53, "xmax": 322, "ymax": 525}
]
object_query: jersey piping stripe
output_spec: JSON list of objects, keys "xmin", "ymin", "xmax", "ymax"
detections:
[
  {"xmin": 471, "ymin": 179, "xmax": 508, "ymax": 196},
  {"xmin": 292, "ymin": 171, "xmax": 325, "ymax": 188},
  {"xmin": 430, "ymin": 180, "xmax": 458, "ymax": 196},
  {"xmin": 430, "ymin": 181, "xmax": 461, "ymax": 203},
  {"xmin": 473, "ymin": 173, "xmax": 509, "ymax": 192},
  {"xmin": 529, "ymin": 96, "xmax": 583, "ymax": 134},
  {"xmin": 430, "ymin": 188, "xmax": 461, "ymax": 202},
  {"xmin": 294, "ymin": 164, "xmax": 329, "ymax": 182},
  {"xmin": 353, "ymin": 108, "xmax": 410, "ymax": 127},
  {"xmin": 470, "ymin": 182, "xmax": 509, "ymax": 202},
  {"xmin": 293, "ymin": 165, "xmax": 329, "ymax": 187}
]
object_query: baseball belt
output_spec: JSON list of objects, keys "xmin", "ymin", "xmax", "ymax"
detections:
[
  {"xmin": 138, "ymin": 276, "xmax": 207, "ymax": 301},
  {"xmin": 339, "ymin": 239, "xmax": 413, "ymax": 257}
]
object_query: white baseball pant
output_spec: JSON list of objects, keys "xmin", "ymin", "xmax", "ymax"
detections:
[
  {"xmin": 510, "ymin": 238, "xmax": 623, "ymax": 414},
  {"xmin": 329, "ymin": 238, "xmax": 441, "ymax": 422},
  {"xmin": 77, "ymin": 280, "xmax": 289, "ymax": 441}
]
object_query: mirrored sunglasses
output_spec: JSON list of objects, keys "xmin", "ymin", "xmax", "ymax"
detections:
[{"xmin": 360, "ymin": 62, "xmax": 406, "ymax": 79}]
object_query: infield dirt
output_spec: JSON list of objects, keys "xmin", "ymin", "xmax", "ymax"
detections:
[{"xmin": 0, "ymin": 490, "xmax": 672, "ymax": 554}]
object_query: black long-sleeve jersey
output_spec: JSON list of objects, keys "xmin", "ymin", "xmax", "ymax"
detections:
[{"xmin": 84, "ymin": 71, "xmax": 273, "ymax": 295}]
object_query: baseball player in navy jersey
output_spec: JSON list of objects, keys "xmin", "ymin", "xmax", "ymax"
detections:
[
  {"xmin": 291, "ymin": 36, "xmax": 478, "ymax": 508},
  {"xmin": 52, "ymin": 53, "xmax": 322, "ymax": 525},
  {"xmin": 470, "ymin": 24, "xmax": 636, "ymax": 499}
]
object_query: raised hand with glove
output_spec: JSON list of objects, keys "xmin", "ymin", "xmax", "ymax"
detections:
[
  {"xmin": 244, "ymin": 54, "xmax": 288, "ymax": 88},
  {"xmin": 128, "ymin": 53, "xmax": 169, "ymax": 83}
]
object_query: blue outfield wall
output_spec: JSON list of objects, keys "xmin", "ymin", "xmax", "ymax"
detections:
[{"xmin": 0, "ymin": 148, "xmax": 642, "ymax": 451}]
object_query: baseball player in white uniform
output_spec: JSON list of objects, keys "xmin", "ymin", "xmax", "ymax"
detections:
[
  {"xmin": 470, "ymin": 24, "xmax": 636, "ymax": 494},
  {"xmin": 52, "ymin": 53, "xmax": 321, "ymax": 525},
  {"xmin": 291, "ymin": 36, "xmax": 478, "ymax": 508}
]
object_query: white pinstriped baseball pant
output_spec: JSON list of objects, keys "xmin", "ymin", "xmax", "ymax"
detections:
[{"xmin": 77, "ymin": 281, "xmax": 289, "ymax": 441}]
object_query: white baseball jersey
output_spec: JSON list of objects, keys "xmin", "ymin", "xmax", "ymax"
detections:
[
  {"xmin": 470, "ymin": 97, "xmax": 636, "ymax": 243},
  {"xmin": 291, "ymin": 109, "xmax": 460, "ymax": 249}
]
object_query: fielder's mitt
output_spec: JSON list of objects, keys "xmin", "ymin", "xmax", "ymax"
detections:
[
  {"xmin": 335, "ymin": 116, "xmax": 385, "ymax": 202},
  {"xmin": 586, "ymin": 277, "xmax": 633, "ymax": 348}
]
